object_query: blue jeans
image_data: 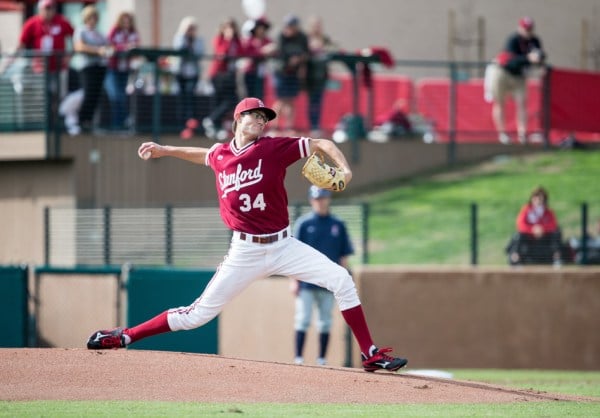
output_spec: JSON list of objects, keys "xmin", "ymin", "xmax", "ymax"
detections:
[
  {"xmin": 308, "ymin": 86, "xmax": 325, "ymax": 131},
  {"xmin": 104, "ymin": 70, "xmax": 129, "ymax": 129}
]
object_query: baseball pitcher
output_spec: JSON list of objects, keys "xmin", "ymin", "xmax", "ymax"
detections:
[{"xmin": 87, "ymin": 97, "xmax": 407, "ymax": 373}]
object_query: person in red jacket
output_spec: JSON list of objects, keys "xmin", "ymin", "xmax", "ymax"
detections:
[
  {"xmin": 202, "ymin": 18, "xmax": 244, "ymax": 141},
  {"xmin": 508, "ymin": 186, "xmax": 562, "ymax": 265},
  {"xmin": 241, "ymin": 18, "xmax": 274, "ymax": 100}
]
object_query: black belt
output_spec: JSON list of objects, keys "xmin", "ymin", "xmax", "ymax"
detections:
[{"xmin": 239, "ymin": 230, "xmax": 288, "ymax": 244}]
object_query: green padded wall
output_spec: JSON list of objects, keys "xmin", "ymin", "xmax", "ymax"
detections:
[
  {"xmin": 127, "ymin": 267, "xmax": 217, "ymax": 353},
  {"xmin": 0, "ymin": 266, "xmax": 28, "ymax": 347}
]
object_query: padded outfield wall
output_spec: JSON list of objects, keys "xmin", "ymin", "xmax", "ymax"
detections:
[{"xmin": 26, "ymin": 266, "xmax": 600, "ymax": 370}]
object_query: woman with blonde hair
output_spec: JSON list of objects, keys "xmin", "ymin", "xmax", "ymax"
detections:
[{"xmin": 74, "ymin": 5, "xmax": 111, "ymax": 132}]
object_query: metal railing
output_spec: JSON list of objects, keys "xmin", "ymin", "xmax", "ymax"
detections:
[
  {"xmin": 44, "ymin": 203, "xmax": 368, "ymax": 268},
  {"xmin": 44, "ymin": 201, "xmax": 600, "ymax": 268},
  {"xmin": 2, "ymin": 49, "xmax": 556, "ymax": 162}
]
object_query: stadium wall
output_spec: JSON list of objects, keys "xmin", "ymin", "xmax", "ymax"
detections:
[
  {"xmin": 30, "ymin": 267, "xmax": 600, "ymax": 370},
  {"xmin": 222, "ymin": 267, "xmax": 600, "ymax": 370}
]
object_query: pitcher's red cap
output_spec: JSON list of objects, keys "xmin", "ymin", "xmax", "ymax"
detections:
[{"xmin": 234, "ymin": 98, "xmax": 277, "ymax": 121}]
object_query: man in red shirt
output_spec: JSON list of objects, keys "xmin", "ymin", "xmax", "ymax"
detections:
[
  {"xmin": 14, "ymin": 0, "xmax": 74, "ymax": 131},
  {"xmin": 16, "ymin": 0, "xmax": 74, "ymax": 105},
  {"xmin": 18, "ymin": 0, "xmax": 74, "ymax": 74}
]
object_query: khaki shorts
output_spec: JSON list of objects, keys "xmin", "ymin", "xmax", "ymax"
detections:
[{"xmin": 486, "ymin": 63, "xmax": 526, "ymax": 103}]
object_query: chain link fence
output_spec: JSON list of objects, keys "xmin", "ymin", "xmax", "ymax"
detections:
[{"xmin": 46, "ymin": 201, "xmax": 599, "ymax": 268}]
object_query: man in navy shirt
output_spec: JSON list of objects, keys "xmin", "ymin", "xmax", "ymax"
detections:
[{"xmin": 290, "ymin": 186, "xmax": 354, "ymax": 365}]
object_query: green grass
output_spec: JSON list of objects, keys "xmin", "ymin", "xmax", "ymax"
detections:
[
  {"xmin": 364, "ymin": 149, "xmax": 600, "ymax": 265},
  {"xmin": 452, "ymin": 369, "xmax": 600, "ymax": 398},
  {"xmin": 2, "ymin": 370, "xmax": 599, "ymax": 417},
  {"xmin": 4, "ymin": 152, "xmax": 600, "ymax": 417},
  {"xmin": 1, "ymin": 400, "xmax": 598, "ymax": 417}
]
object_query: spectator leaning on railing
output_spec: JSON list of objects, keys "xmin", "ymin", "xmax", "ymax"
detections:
[
  {"xmin": 272, "ymin": 14, "xmax": 309, "ymax": 135},
  {"xmin": 16, "ymin": 0, "xmax": 74, "ymax": 80},
  {"xmin": 485, "ymin": 16, "xmax": 545, "ymax": 145},
  {"xmin": 305, "ymin": 16, "xmax": 338, "ymax": 138},
  {"xmin": 73, "ymin": 5, "xmax": 111, "ymax": 133},
  {"xmin": 203, "ymin": 17, "xmax": 243, "ymax": 141},
  {"xmin": 10, "ymin": 0, "xmax": 74, "ymax": 117},
  {"xmin": 172, "ymin": 16, "xmax": 205, "ymax": 136},
  {"xmin": 240, "ymin": 17, "xmax": 275, "ymax": 101},
  {"xmin": 105, "ymin": 11, "xmax": 140, "ymax": 131}
]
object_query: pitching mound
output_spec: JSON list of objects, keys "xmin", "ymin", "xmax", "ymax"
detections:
[{"xmin": 0, "ymin": 348, "xmax": 591, "ymax": 404}]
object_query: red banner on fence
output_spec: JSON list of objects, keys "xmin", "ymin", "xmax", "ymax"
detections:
[{"xmin": 549, "ymin": 68, "xmax": 600, "ymax": 133}]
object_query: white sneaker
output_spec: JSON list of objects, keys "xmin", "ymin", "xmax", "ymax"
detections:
[
  {"xmin": 498, "ymin": 133, "xmax": 511, "ymax": 144},
  {"xmin": 316, "ymin": 357, "xmax": 327, "ymax": 366},
  {"xmin": 294, "ymin": 356, "xmax": 304, "ymax": 365}
]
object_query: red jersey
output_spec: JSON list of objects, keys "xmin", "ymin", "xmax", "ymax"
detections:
[
  {"xmin": 208, "ymin": 35, "xmax": 243, "ymax": 78},
  {"xmin": 206, "ymin": 135, "xmax": 311, "ymax": 234},
  {"xmin": 19, "ymin": 14, "xmax": 74, "ymax": 73},
  {"xmin": 107, "ymin": 27, "xmax": 140, "ymax": 71},
  {"xmin": 242, "ymin": 36, "xmax": 272, "ymax": 73}
]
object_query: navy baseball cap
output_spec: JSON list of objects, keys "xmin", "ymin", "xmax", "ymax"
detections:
[{"xmin": 308, "ymin": 185, "xmax": 331, "ymax": 200}]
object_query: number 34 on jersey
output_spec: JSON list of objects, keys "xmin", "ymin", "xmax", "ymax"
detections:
[{"xmin": 239, "ymin": 193, "xmax": 266, "ymax": 212}]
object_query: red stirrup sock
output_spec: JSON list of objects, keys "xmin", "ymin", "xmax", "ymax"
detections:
[
  {"xmin": 124, "ymin": 310, "xmax": 171, "ymax": 344},
  {"xmin": 341, "ymin": 305, "xmax": 374, "ymax": 356}
]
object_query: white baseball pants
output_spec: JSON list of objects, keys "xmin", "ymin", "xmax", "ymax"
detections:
[{"xmin": 167, "ymin": 229, "xmax": 360, "ymax": 331}]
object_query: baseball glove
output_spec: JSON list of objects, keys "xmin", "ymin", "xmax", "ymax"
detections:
[{"xmin": 301, "ymin": 152, "xmax": 346, "ymax": 191}]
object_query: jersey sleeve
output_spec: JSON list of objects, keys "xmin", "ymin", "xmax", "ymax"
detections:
[
  {"xmin": 272, "ymin": 136, "xmax": 311, "ymax": 167},
  {"xmin": 204, "ymin": 143, "xmax": 222, "ymax": 168}
]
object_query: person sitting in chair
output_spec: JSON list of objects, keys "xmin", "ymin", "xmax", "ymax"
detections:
[{"xmin": 507, "ymin": 186, "xmax": 562, "ymax": 265}]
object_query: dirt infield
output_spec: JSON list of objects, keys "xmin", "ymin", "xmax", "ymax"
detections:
[{"xmin": 0, "ymin": 348, "xmax": 592, "ymax": 404}]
